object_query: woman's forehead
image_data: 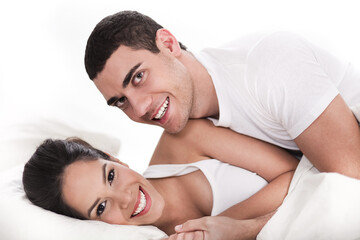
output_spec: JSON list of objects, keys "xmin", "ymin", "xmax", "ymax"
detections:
[{"xmin": 61, "ymin": 160, "xmax": 104, "ymax": 207}]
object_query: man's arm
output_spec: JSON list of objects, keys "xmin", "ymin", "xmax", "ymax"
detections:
[{"xmin": 295, "ymin": 94, "xmax": 360, "ymax": 179}]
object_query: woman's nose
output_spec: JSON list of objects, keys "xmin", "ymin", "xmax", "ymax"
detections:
[{"xmin": 113, "ymin": 188, "xmax": 132, "ymax": 209}]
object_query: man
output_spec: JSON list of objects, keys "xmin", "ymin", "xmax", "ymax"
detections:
[{"xmin": 84, "ymin": 10, "xmax": 360, "ymax": 239}]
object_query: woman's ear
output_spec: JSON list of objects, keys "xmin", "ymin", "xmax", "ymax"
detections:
[{"xmin": 155, "ymin": 28, "xmax": 182, "ymax": 57}]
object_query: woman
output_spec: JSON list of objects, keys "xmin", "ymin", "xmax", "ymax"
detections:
[{"xmin": 23, "ymin": 119, "xmax": 298, "ymax": 239}]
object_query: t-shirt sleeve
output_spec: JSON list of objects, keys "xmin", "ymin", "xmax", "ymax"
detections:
[{"xmin": 245, "ymin": 32, "xmax": 339, "ymax": 139}]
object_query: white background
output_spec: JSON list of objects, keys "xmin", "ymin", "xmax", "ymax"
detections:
[{"xmin": 1, "ymin": 0, "xmax": 359, "ymax": 173}]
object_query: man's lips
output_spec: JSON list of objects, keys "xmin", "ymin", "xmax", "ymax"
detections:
[{"xmin": 152, "ymin": 97, "xmax": 170, "ymax": 124}]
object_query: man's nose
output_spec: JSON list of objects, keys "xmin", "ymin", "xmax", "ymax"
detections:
[{"xmin": 130, "ymin": 94, "xmax": 152, "ymax": 118}]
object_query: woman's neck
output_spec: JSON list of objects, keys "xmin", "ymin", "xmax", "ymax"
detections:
[{"xmin": 149, "ymin": 173, "xmax": 209, "ymax": 235}]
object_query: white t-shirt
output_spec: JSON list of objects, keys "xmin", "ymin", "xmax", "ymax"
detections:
[{"xmin": 195, "ymin": 32, "xmax": 360, "ymax": 150}]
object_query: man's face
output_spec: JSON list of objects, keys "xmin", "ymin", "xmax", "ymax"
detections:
[{"xmin": 94, "ymin": 44, "xmax": 194, "ymax": 134}]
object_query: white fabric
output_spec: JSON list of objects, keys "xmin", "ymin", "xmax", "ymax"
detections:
[
  {"xmin": 257, "ymin": 156, "xmax": 360, "ymax": 240},
  {"xmin": 196, "ymin": 32, "xmax": 360, "ymax": 150},
  {"xmin": 0, "ymin": 165, "xmax": 166, "ymax": 240},
  {"xmin": 143, "ymin": 159, "xmax": 268, "ymax": 215},
  {"xmin": 0, "ymin": 118, "xmax": 166, "ymax": 240},
  {"xmin": 257, "ymin": 106, "xmax": 360, "ymax": 240}
]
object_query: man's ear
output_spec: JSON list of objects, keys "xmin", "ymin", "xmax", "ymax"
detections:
[{"xmin": 155, "ymin": 28, "xmax": 182, "ymax": 57}]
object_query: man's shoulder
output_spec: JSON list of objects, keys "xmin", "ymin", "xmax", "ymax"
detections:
[{"xmin": 197, "ymin": 32, "xmax": 305, "ymax": 64}]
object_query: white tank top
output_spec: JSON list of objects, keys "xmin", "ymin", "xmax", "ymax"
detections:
[{"xmin": 143, "ymin": 159, "xmax": 268, "ymax": 216}]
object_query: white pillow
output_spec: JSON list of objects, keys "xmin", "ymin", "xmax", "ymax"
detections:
[
  {"xmin": 0, "ymin": 116, "xmax": 121, "ymax": 172},
  {"xmin": 0, "ymin": 116, "xmax": 166, "ymax": 240},
  {"xmin": 0, "ymin": 165, "xmax": 167, "ymax": 240}
]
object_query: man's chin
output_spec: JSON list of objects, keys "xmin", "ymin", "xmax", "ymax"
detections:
[{"xmin": 163, "ymin": 120, "xmax": 188, "ymax": 134}]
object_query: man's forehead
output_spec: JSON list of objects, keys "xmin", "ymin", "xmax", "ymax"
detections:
[{"xmin": 95, "ymin": 46, "xmax": 146, "ymax": 81}]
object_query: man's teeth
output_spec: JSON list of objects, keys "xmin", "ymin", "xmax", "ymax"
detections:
[
  {"xmin": 154, "ymin": 98, "xmax": 169, "ymax": 119},
  {"xmin": 132, "ymin": 190, "xmax": 146, "ymax": 217}
]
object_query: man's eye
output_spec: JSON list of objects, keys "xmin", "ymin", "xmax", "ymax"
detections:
[
  {"xmin": 108, "ymin": 168, "xmax": 115, "ymax": 185},
  {"xmin": 132, "ymin": 72, "xmax": 143, "ymax": 86},
  {"xmin": 115, "ymin": 97, "xmax": 127, "ymax": 109},
  {"xmin": 96, "ymin": 201, "xmax": 107, "ymax": 216}
]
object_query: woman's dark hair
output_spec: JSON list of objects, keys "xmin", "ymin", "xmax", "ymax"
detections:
[
  {"xmin": 84, "ymin": 10, "xmax": 187, "ymax": 80},
  {"xmin": 22, "ymin": 137, "xmax": 110, "ymax": 219}
]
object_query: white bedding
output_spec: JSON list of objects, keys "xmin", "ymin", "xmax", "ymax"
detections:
[
  {"xmin": 0, "ymin": 118, "xmax": 167, "ymax": 240},
  {"xmin": 0, "ymin": 165, "xmax": 166, "ymax": 240},
  {"xmin": 258, "ymin": 105, "xmax": 360, "ymax": 240},
  {"xmin": 258, "ymin": 156, "xmax": 360, "ymax": 240},
  {"xmin": 1, "ymin": 86, "xmax": 359, "ymax": 240}
]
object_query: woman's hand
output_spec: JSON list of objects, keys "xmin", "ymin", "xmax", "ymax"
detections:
[{"xmin": 163, "ymin": 216, "xmax": 262, "ymax": 240}]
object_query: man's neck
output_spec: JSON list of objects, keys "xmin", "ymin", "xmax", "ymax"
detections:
[{"xmin": 181, "ymin": 51, "xmax": 219, "ymax": 119}]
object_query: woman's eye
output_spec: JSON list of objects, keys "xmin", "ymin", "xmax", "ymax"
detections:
[
  {"xmin": 132, "ymin": 72, "xmax": 144, "ymax": 86},
  {"xmin": 115, "ymin": 97, "xmax": 127, "ymax": 109},
  {"xmin": 108, "ymin": 168, "xmax": 115, "ymax": 185},
  {"xmin": 96, "ymin": 201, "xmax": 107, "ymax": 216}
]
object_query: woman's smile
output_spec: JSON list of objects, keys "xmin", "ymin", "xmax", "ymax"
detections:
[
  {"xmin": 61, "ymin": 159, "xmax": 164, "ymax": 226},
  {"xmin": 131, "ymin": 187, "xmax": 152, "ymax": 218}
]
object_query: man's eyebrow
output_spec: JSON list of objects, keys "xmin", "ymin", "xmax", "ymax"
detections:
[
  {"xmin": 123, "ymin": 62, "xmax": 142, "ymax": 88},
  {"xmin": 87, "ymin": 163, "xmax": 107, "ymax": 218},
  {"xmin": 106, "ymin": 63, "xmax": 142, "ymax": 106},
  {"xmin": 107, "ymin": 97, "xmax": 118, "ymax": 106}
]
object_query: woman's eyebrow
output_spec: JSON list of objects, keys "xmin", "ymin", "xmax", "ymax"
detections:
[
  {"xmin": 88, "ymin": 198, "xmax": 100, "ymax": 218},
  {"xmin": 87, "ymin": 163, "xmax": 107, "ymax": 218},
  {"xmin": 102, "ymin": 163, "xmax": 107, "ymax": 184}
]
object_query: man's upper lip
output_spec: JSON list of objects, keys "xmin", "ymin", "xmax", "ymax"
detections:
[{"xmin": 151, "ymin": 97, "xmax": 168, "ymax": 120}]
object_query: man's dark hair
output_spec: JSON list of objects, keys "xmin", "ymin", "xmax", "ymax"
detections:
[
  {"xmin": 22, "ymin": 138, "xmax": 110, "ymax": 219},
  {"xmin": 84, "ymin": 10, "xmax": 187, "ymax": 80}
]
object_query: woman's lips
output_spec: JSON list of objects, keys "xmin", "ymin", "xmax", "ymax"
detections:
[{"xmin": 131, "ymin": 186, "xmax": 151, "ymax": 218}]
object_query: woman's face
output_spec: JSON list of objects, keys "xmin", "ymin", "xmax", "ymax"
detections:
[{"xmin": 61, "ymin": 158, "xmax": 165, "ymax": 226}]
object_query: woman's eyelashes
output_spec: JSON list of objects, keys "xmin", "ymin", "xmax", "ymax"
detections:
[
  {"xmin": 108, "ymin": 168, "xmax": 115, "ymax": 185},
  {"xmin": 96, "ymin": 200, "xmax": 107, "ymax": 216},
  {"xmin": 96, "ymin": 168, "xmax": 115, "ymax": 217}
]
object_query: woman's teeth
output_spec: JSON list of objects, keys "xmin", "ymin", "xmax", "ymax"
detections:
[
  {"xmin": 132, "ymin": 190, "xmax": 146, "ymax": 217},
  {"xmin": 154, "ymin": 98, "xmax": 169, "ymax": 120}
]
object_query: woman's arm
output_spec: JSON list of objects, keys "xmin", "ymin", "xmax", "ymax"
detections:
[
  {"xmin": 165, "ymin": 214, "xmax": 273, "ymax": 240},
  {"xmin": 167, "ymin": 170, "xmax": 294, "ymax": 240},
  {"xmin": 219, "ymin": 170, "xmax": 294, "ymax": 219},
  {"xmin": 151, "ymin": 119, "xmax": 298, "ymax": 182}
]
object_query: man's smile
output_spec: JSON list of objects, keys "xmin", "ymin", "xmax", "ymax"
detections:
[{"xmin": 152, "ymin": 97, "xmax": 170, "ymax": 125}]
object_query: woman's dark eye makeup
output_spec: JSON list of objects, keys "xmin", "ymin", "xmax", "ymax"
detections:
[
  {"xmin": 108, "ymin": 168, "xmax": 115, "ymax": 185},
  {"xmin": 96, "ymin": 168, "xmax": 115, "ymax": 216},
  {"xmin": 96, "ymin": 201, "xmax": 106, "ymax": 216}
]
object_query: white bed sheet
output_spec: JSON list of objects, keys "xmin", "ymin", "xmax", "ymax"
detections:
[{"xmin": 258, "ymin": 104, "xmax": 360, "ymax": 240}]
